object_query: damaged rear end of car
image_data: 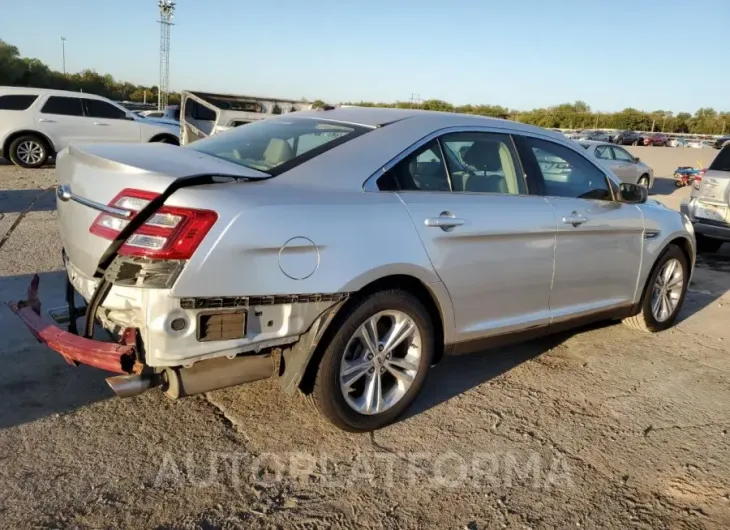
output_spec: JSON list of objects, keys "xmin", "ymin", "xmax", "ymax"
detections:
[{"xmin": 9, "ymin": 116, "xmax": 372, "ymax": 403}]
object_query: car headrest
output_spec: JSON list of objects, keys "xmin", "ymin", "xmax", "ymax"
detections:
[
  {"xmin": 263, "ymin": 138, "xmax": 295, "ymax": 165},
  {"xmin": 462, "ymin": 141, "xmax": 502, "ymax": 172}
]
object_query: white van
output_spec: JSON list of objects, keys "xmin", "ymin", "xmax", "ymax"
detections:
[{"xmin": 0, "ymin": 87, "xmax": 180, "ymax": 168}]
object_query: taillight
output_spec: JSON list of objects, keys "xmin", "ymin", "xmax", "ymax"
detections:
[
  {"xmin": 693, "ymin": 169, "xmax": 706, "ymax": 190},
  {"xmin": 89, "ymin": 189, "xmax": 218, "ymax": 260}
]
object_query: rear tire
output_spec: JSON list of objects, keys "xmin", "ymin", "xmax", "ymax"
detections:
[
  {"xmin": 623, "ymin": 245, "xmax": 688, "ymax": 333},
  {"xmin": 638, "ymin": 175, "xmax": 650, "ymax": 188},
  {"xmin": 696, "ymin": 234, "xmax": 723, "ymax": 253},
  {"xmin": 311, "ymin": 290, "xmax": 434, "ymax": 432},
  {"xmin": 8, "ymin": 134, "xmax": 49, "ymax": 168}
]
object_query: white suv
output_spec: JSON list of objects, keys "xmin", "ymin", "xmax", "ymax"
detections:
[{"xmin": 0, "ymin": 87, "xmax": 180, "ymax": 168}]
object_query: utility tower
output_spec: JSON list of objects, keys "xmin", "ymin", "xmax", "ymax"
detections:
[{"xmin": 158, "ymin": 0, "xmax": 176, "ymax": 110}]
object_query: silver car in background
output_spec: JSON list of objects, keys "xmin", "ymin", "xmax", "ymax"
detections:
[
  {"xmin": 10, "ymin": 107, "xmax": 695, "ymax": 432},
  {"xmin": 579, "ymin": 140, "xmax": 654, "ymax": 188}
]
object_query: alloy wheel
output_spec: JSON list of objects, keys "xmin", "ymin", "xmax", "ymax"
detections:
[
  {"xmin": 339, "ymin": 310, "xmax": 422, "ymax": 415},
  {"xmin": 651, "ymin": 258, "xmax": 683, "ymax": 322},
  {"xmin": 16, "ymin": 141, "xmax": 44, "ymax": 165}
]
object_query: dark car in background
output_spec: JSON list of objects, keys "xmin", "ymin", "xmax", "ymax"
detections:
[
  {"xmin": 643, "ymin": 133, "xmax": 669, "ymax": 147},
  {"xmin": 612, "ymin": 130, "xmax": 642, "ymax": 146},
  {"xmin": 713, "ymin": 135, "xmax": 730, "ymax": 149}
]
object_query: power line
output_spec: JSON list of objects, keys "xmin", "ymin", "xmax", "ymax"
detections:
[
  {"xmin": 409, "ymin": 93, "xmax": 422, "ymax": 108},
  {"xmin": 158, "ymin": 0, "xmax": 176, "ymax": 111}
]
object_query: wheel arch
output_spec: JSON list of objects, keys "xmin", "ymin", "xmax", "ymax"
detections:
[
  {"xmin": 149, "ymin": 133, "xmax": 180, "ymax": 145},
  {"xmin": 632, "ymin": 235, "xmax": 695, "ymax": 315},
  {"xmin": 288, "ymin": 273, "xmax": 452, "ymax": 396},
  {"xmin": 3, "ymin": 129, "xmax": 56, "ymax": 156},
  {"xmin": 669, "ymin": 236, "xmax": 695, "ymax": 277}
]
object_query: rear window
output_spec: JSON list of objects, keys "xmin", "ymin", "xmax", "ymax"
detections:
[
  {"xmin": 709, "ymin": 146, "xmax": 730, "ymax": 172},
  {"xmin": 0, "ymin": 94, "xmax": 38, "ymax": 111},
  {"xmin": 188, "ymin": 118, "xmax": 369, "ymax": 175}
]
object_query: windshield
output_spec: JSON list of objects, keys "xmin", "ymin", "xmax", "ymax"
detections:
[{"xmin": 188, "ymin": 118, "xmax": 368, "ymax": 175}]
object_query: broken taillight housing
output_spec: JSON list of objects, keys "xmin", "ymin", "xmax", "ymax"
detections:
[
  {"xmin": 693, "ymin": 169, "xmax": 706, "ymax": 190},
  {"xmin": 89, "ymin": 189, "xmax": 218, "ymax": 260}
]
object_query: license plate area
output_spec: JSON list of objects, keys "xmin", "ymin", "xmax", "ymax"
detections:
[
  {"xmin": 197, "ymin": 310, "xmax": 247, "ymax": 342},
  {"xmin": 695, "ymin": 201, "xmax": 728, "ymax": 223}
]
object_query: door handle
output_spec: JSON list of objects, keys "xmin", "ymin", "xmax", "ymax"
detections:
[
  {"xmin": 93, "ymin": 122, "xmax": 109, "ymax": 126},
  {"xmin": 562, "ymin": 212, "xmax": 588, "ymax": 227},
  {"xmin": 37, "ymin": 118, "xmax": 56, "ymax": 123},
  {"xmin": 424, "ymin": 215, "xmax": 466, "ymax": 231}
]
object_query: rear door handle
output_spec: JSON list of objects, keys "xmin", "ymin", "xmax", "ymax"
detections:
[
  {"xmin": 562, "ymin": 212, "xmax": 588, "ymax": 227},
  {"xmin": 37, "ymin": 118, "xmax": 56, "ymax": 123},
  {"xmin": 93, "ymin": 122, "xmax": 109, "ymax": 126},
  {"xmin": 424, "ymin": 216, "xmax": 466, "ymax": 231}
]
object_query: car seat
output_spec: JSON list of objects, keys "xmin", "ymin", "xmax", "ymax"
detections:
[{"xmin": 461, "ymin": 141, "xmax": 508, "ymax": 193}]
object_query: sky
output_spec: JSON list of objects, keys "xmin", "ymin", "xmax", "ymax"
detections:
[{"xmin": 1, "ymin": 0, "xmax": 728, "ymax": 113}]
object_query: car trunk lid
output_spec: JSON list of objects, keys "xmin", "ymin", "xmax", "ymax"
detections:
[{"xmin": 57, "ymin": 143, "xmax": 267, "ymax": 278}]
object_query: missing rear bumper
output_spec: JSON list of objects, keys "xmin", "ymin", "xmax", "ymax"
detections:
[{"xmin": 7, "ymin": 275, "xmax": 141, "ymax": 374}]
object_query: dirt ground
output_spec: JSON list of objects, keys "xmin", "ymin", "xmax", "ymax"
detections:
[{"xmin": 0, "ymin": 147, "xmax": 728, "ymax": 530}]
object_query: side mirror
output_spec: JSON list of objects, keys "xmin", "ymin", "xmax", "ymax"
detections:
[
  {"xmin": 620, "ymin": 182, "xmax": 647, "ymax": 204},
  {"xmin": 633, "ymin": 156, "xmax": 640, "ymax": 163}
]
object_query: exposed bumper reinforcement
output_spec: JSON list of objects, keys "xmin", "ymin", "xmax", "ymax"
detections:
[{"xmin": 7, "ymin": 275, "xmax": 139, "ymax": 374}]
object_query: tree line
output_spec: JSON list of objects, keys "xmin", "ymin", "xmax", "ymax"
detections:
[
  {"xmin": 2, "ymin": 40, "xmax": 727, "ymax": 135},
  {"xmin": 343, "ymin": 100, "xmax": 729, "ymax": 136},
  {"xmin": 0, "ymin": 40, "xmax": 180, "ymax": 105}
]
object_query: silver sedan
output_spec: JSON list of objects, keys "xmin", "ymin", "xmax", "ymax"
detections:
[
  {"xmin": 579, "ymin": 140, "xmax": 654, "ymax": 188},
  {"xmin": 11, "ymin": 107, "xmax": 695, "ymax": 432}
]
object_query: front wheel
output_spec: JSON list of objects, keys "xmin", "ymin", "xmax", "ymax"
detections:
[
  {"xmin": 623, "ymin": 245, "xmax": 688, "ymax": 332},
  {"xmin": 311, "ymin": 290, "xmax": 435, "ymax": 432},
  {"xmin": 638, "ymin": 175, "xmax": 650, "ymax": 188}
]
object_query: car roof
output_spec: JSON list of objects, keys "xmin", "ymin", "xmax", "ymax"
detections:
[
  {"xmin": 0, "ymin": 86, "xmax": 109, "ymax": 101},
  {"xmin": 286, "ymin": 105, "xmax": 567, "ymax": 140}
]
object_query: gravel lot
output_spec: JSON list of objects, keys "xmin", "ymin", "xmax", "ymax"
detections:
[{"xmin": 0, "ymin": 147, "xmax": 729, "ymax": 529}]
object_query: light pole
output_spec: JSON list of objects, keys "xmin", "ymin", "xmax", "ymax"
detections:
[{"xmin": 61, "ymin": 36, "xmax": 66, "ymax": 74}]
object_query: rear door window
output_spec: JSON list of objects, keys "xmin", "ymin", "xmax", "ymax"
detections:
[
  {"xmin": 441, "ymin": 132, "xmax": 526, "ymax": 194},
  {"xmin": 376, "ymin": 140, "xmax": 451, "ymax": 192},
  {"xmin": 0, "ymin": 94, "xmax": 38, "ymax": 111},
  {"xmin": 83, "ymin": 99, "xmax": 128, "ymax": 120},
  {"xmin": 709, "ymin": 146, "xmax": 730, "ymax": 172},
  {"xmin": 41, "ymin": 96, "xmax": 84, "ymax": 116}
]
